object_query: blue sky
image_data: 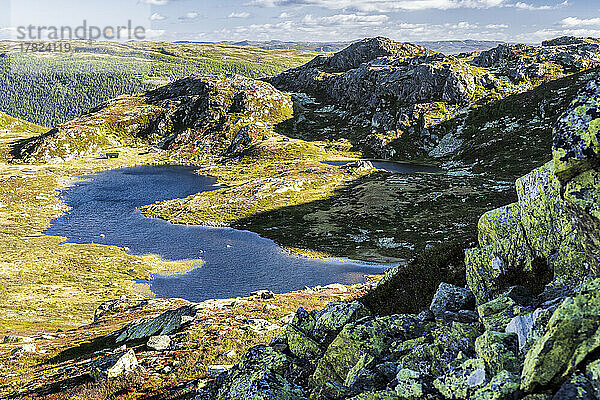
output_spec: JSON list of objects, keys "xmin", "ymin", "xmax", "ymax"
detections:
[{"xmin": 1, "ymin": 0, "xmax": 599, "ymax": 44}]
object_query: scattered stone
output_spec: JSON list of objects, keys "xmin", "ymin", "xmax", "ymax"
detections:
[
  {"xmin": 147, "ymin": 335, "xmax": 171, "ymax": 351},
  {"xmin": 11, "ymin": 343, "xmax": 36, "ymax": 355},
  {"xmin": 240, "ymin": 318, "xmax": 280, "ymax": 334},
  {"xmin": 94, "ymin": 298, "xmax": 149, "ymax": 322},
  {"xmin": 3, "ymin": 336, "xmax": 32, "ymax": 344},
  {"xmin": 109, "ymin": 304, "xmax": 200, "ymax": 344},
  {"xmin": 90, "ymin": 350, "xmax": 138, "ymax": 381},
  {"xmin": 280, "ymin": 313, "xmax": 296, "ymax": 325},
  {"xmin": 430, "ymin": 282, "xmax": 476, "ymax": 318},
  {"xmin": 323, "ymin": 283, "xmax": 349, "ymax": 292},
  {"xmin": 223, "ymin": 350, "xmax": 237, "ymax": 359},
  {"xmin": 251, "ymin": 290, "xmax": 275, "ymax": 299},
  {"xmin": 208, "ymin": 365, "xmax": 233, "ymax": 378},
  {"xmin": 341, "ymin": 160, "xmax": 374, "ymax": 172}
]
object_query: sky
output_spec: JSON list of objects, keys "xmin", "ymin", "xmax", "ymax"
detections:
[{"xmin": 0, "ymin": 0, "xmax": 599, "ymax": 44}]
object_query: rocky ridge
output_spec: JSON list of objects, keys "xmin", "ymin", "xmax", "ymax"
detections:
[
  {"xmin": 268, "ymin": 36, "xmax": 600, "ymax": 159},
  {"xmin": 14, "ymin": 74, "xmax": 292, "ymax": 163},
  {"xmin": 195, "ymin": 73, "xmax": 600, "ymax": 399}
]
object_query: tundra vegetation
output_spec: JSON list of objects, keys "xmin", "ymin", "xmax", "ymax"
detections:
[{"xmin": 0, "ymin": 37, "xmax": 599, "ymax": 399}]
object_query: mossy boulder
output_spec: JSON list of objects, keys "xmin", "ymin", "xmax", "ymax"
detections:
[
  {"xmin": 475, "ymin": 331, "xmax": 520, "ymax": 376},
  {"xmin": 521, "ymin": 278, "xmax": 600, "ymax": 392},
  {"xmin": 310, "ymin": 315, "xmax": 428, "ymax": 387},
  {"xmin": 466, "ymin": 162, "xmax": 588, "ymax": 305},
  {"xmin": 213, "ymin": 345, "xmax": 306, "ymax": 400},
  {"xmin": 553, "ymin": 76, "xmax": 600, "ymax": 182}
]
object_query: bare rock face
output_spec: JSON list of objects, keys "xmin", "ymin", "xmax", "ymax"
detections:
[
  {"xmin": 267, "ymin": 38, "xmax": 498, "ymax": 158},
  {"xmin": 14, "ymin": 74, "xmax": 293, "ymax": 162},
  {"xmin": 474, "ymin": 38, "xmax": 600, "ymax": 79}
]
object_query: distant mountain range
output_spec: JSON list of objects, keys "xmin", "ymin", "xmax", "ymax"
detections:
[{"xmin": 175, "ymin": 39, "xmax": 509, "ymax": 55}]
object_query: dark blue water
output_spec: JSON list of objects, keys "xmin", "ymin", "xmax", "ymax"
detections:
[
  {"xmin": 46, "ymin": 165, "xmax": 390, "ymax": 301},
  {"xmin": 323, "ymin": 160, "xmax": 442, "ymax": 174}
]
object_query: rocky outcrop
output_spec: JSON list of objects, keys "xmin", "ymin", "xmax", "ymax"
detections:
[
  {"xmin": 14, "ymin": 74, "xmax": 292, "ymax": 162},
  {"xmin": 108, "ymin": 304, "xmax": 200, "ymax": 344},
  {"xmin": 474, "ymin": 37, "xmax": 600, "ymax": 80},
  {"xmin": 465, "ymin": 74, "xmax": 600, "ymax": 307},
  {"xmin": 200, "ymin": 71, "xmax": 600, "ymax": 400},
  {"xmin": 269, "ymin": 38, "xmax": 497, "ymax": 156}
]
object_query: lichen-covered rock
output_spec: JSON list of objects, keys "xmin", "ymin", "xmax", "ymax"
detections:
[
  {"xmin": 553, "ymin": 76, "xmax": 600, "ymax": 181},
  {"xmin": 471, "ymin": 370, "xmax": 520, "ymax": 400},
  {"xmin": 286, "ymin": 324, "xmax": 323, "ymax": 361},
  {"xmin": 109, "ymin": 304, "xmax": 199, "ymax": 344},
  {"xmin": 466, "ymin": 161, "xmax": 588, "ymax": 305},
  {"xmin": 310, "ymin": 315, "xmax": 428, "ymax": 387},
  {"xmin": 394, "ymin": 368, "xmax": 424, "ymax": 399},
  {"xmin": 346, "ymin": 391, "xmax": 401, "ymax": 400},
  {"xmin": 521, "ymin": 278, "xmax": 600, "ymax": 392},
  {"xmin": 585, "ymin": 359, "xmax": 600, "ymax": 398},
  {"xmin": 313, "ymin": 302, "xmax": 371, "ymax": 343},
  {"xmin": 477, "ymin": 296, "xmax": 527, "ymax": 332},
  {"xmin": 475, "ymin": 331, "xmax": 520, "ymax": 376},
  {"xmin": 552, "ymin": 373, "xmax": 596, "ymax": 400},
  {"xmin": 396, "ymin": 322, "xmax": 480, "ymax": 378},
  {"xmin": 429, "ymin": 282, "xmax": 475, "ymax": 318},
  {"xmin": 16, "ymin": 74, "xmax": 293, "ymax": 162},
  {"xmin": 474, "ymin": 39, "xmax": 600, "ymax": 81},
  {"xmin": 432, "ymin": 358, "xmax": 487, "ymax": 399},
  {"xmin": 212, "ymin": 345, "xmax": 305, "ymax": 400}
]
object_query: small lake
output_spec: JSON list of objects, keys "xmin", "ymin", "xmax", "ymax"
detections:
[
  {"xmin": 46, "ymin": 165, "xmax": 391, "ymax": 302},
  {"xmin": 322, "ymin": 160, "xmax": 442, "ymax": 174}
]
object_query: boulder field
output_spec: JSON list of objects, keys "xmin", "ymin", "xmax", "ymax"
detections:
[{"xmin": 196, "ymin": 74, "xmax": 600, "ymax": 400}]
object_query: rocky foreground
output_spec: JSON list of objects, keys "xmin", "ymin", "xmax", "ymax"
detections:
[
  {"xmin": 191, "ymin": 75, "xmax": 600, "ymax": 399},
  {"xmin": 2, "ymin": 71, "xmax": 598, "ymax": 400}
]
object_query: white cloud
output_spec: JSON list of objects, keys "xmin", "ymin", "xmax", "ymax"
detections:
[
  {"xmin": 302, "ymin": 13, "xmax": 390, "ymax": 26},
  {"xmin": 145, "ymin": 29, "xmax": 167, "ymax": 39},
  {"xmin": 510, "ymin": 0, "xmax": 568, "ymax": 10},
  {"xmin": 486, "ymin": 23, "xmax": 508, "ymax": 28},
  {"xmin": 249, "ymin": 0, "xmax": 569, "ymax": 12},
  {"xmin": 150, "ymin": 12, "xmax": 167, "ymax": 21},
  {"xmin": 139, "ymin": 0, "xmax": 169, "ymax": 5},
  {"xmin": 519, "ymin": 27, "xmax": 600, "ymax": 43},
  {"xmin": 248, "ymin": 0, "xmax": 507, "ymax": 12},
  {"xmin": 561, "ymin": 16, "xmax": 600, "ymax": 27},
  {"xmin": 228, "ymin": 12, "xmax": 252, "ymax": 18},
  {"xmin": 279, "ymin": 12, "xmax": 292, "ymax": 18},
  {"xmin": 179, "ymin": 12, "xmax": 199, "ymax": 21}
]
